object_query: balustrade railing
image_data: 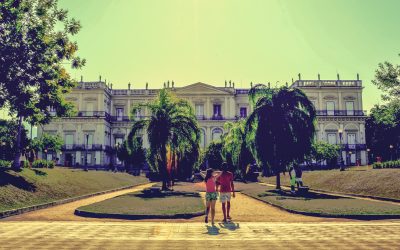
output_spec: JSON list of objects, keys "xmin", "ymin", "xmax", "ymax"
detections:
[{"xmin": 316, "ymin": 110, "xmax": 366, "ymax": 116}]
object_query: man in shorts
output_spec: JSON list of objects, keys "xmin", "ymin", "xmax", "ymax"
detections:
[{"xmin": 216, "ymin": 163, "xmax": 235, "ymax": 222}]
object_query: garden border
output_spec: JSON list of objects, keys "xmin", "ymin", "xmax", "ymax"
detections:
[
  {"xmin": 242, "ymin": 187, "xmax": 400, "ymax": 220},
  {"xmin": 0, "ymin": 181, "xmax": 150, "ymax": 219},
  {"xmin": 74, "ymin": 209, "xmax": 204, "ymax": 220}
]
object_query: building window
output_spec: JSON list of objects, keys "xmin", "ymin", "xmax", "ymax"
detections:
[
  {"xmin": 195, "ymin": 104, "xmax": 204, "ymax": 119},
  {"xmin": 86, "ymin": 103, "xmax": 94, "ymax": 116},
  {"xmin": 347, "ymin": 133, "xmax": 356, "ymax": 145},
  {"xmin": 49, "ymin": 106, "xmax": 56, "ymax": 116},
  {"xmin": 212, "ymin": 128, "xmax": 223, "ymax": 141},
  {"xmin": 213, "ymin": 104, "xmax": 222, "ymax": 117},
  {"xmin": 115, "ymin": 137, "xmax": 124, "ymax": 165},
  {"xmin": 240, "ymin": 107, "xmax": 247, "ymax": 118},
  {"xmin": 327, "ymin": 133, "xmax": 337, "ymax": 144},
  {"xmin": 346, "ymin": 101, "xmax": 354, "ymax": 116},
  {"xmin": 135, "ymin": 108, "xmax": 142, "ymax": 119},
  {"xmin": 65, "ymin": 134, "xmax": 74, "ymax": 149},
  {"xmin": 116, "ymin": 108, "xmax": 124, "ymax": 121},
  {"xmin": 326, "ymin": 101, "xmax": 335, "ymax": 116},
  {"xmin": 84, "ymin": 134, "xmax": 93, "ymax": 149}
]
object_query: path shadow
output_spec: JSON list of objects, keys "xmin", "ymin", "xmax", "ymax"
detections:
[
  {"xmin": 205, "ymin": 224, "xmax": 220, "ymax": 235},
  {"xmin": 0, "ymin": 169, "xmax": 36, "ymax": 191},
  {"xmin": 33, "ymin": 169, "xmax": 47, "ymax": 176},
  {"xmin": 132, "ymin": 190, "xmax": 201, "ymax": 199},
  {"xmin": 260, "ymin": 189, "xmax": 346, "ymax": 201},
  {"xmin": 219, "ymin": 221, "xmax": 240, "ymax": 231}
]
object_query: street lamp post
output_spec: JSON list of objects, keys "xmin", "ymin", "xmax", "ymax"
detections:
[
  {"xmin": 389, "ymin": 144, "xmax": 394, "ymax": 161},
  {"xmin": 114, "ymin": 142, "xmax": 120, "ymax": 172},
  {"xmin": 348, "ymin": 151, "xmax": 352, "ymax": 167},
  {"xmin": 338, "ymin": 129, "xmax": 345, "ymax": 171},
  {"xmin": 85, "ymin": 134, "xmax": 89, "ymax": 171},
  {"xmin": 367, "ymin": 148, "xmax": 371, "ymax": 165}
]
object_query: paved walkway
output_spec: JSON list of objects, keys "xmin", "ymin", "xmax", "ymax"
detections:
[
  {"xmin": 2, "ymin": 183, "xmax": 154, "ymax": 222},
  {"xmin": 0, "ymin": 221, "xmax": 399, "ymax": 249},
  {"xmin": 2, "ymin": 182, "xmax": 400, "ymax": 249}
]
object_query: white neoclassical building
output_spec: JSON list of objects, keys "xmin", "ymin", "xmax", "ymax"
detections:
[{"xmin": 38, "ymin": 76, "xmax": 367, "ymax": 167}]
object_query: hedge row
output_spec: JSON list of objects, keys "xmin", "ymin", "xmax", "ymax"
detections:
[{"xmin": 373, "ymin": 160, "xmax": 400, "ymax": 169}]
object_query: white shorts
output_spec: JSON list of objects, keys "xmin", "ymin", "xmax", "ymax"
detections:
[{"xmin": 219, "ymin": 192, "xmax": 231, "ymax": 203}]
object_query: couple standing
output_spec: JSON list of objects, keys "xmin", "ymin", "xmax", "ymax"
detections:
[{"xmin": 203, "ymin": 163, "xmax": 235, "ymax": 224}]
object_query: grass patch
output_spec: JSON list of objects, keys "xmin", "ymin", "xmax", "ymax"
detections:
[
  {"xmin": 260, "ymin": 168, "xmax": 400, "ymax": 200},
  {"xmin": 76, "ymin": 188, "xmax": 204, "ymax": 219},
  {"xmin": 242, "ymin": 184, "xmax": 400, "ymax": 218},
  {"xmin": 0, "ymin": 167, "xmax": 149, "ymax": 212}
]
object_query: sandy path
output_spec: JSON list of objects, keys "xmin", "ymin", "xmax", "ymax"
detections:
[{"xmin": 4, "ymin": 182, "xmax": 354, "ymax": 223}]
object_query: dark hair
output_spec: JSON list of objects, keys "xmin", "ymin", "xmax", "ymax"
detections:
[
  {"xmin": 221, "ymin": 162, "xmax": 229, "ymax": 172},
  {"xmin": 204, "ymin": 168, "xmax": 213, "ymax": 182}
]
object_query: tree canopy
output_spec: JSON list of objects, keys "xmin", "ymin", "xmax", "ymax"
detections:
[
  {"xmin": 245, "ymin": 85, "xmax": 316, "ymax": 189},
  {"xmin": 0, "ymin": 0, "xmax": 85, "ymax": 169},
  {"xmin": 128, "ymin": 89, "xmax": 200, "ymax": 190},
  {"xmin": 0, "ymin": 119, "xmax": 29, "ymax": 161}
]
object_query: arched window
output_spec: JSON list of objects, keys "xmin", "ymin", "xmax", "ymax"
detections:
[{"xmin": 212, "ymin": 128, "xmax": 223, "ymax": 141}]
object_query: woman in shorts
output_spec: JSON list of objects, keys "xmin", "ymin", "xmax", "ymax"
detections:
[{"xmin": 203, "ymin": 168, "xmax": 221, "ymax": 224}]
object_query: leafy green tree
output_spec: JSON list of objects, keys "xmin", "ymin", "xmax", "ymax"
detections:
[
  {"xmin": 245, "ymin": 85, "xmax": 316, "ymax": 189},
  {"xmin": 366, "ymin": 102, "xmax": 400, "ymax": 161},
  {"xmin": 368, "ymin": 55, "xmax": 400, "ymax": 161},
  {"xmin": 222, "ymin": 120, "xmax": 255, "ymax": 179},
  {"xmin": 128, "ymin": 89, "xmax": 200, "ymax": 190},
  {"xmin": 0, "ymin": 0, "xmax": 85, "ymax": 170},
  {"xmin": 202, "ymin": 141, "xmax": 224, "ymax": 170},
  {"xmin": 0, "ymin": 119, "xmax": 29, "ymax": 161},
  {"xmin": 307, "ymin": 141, "xmax": 340, "ymax": 168},
  {"xmin": 117, "ymin": 138, "xmax": 146, "ymax": 172}
]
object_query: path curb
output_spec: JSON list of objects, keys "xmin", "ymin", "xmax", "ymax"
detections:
[
  {"xmin": 0, "ymin": 182, "xmax": 151, "ymax": 219},
  {"xmin": 74, "ymin": 209, "xmax": 204, "ymax": 220},
  {"xmin": 259, "ymin": 182, "xmax": 400, "ymax": 204}
]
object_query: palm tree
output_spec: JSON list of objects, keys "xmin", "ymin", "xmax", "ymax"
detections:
[
  {"xmin": 246, "ymin": 85, "xmax": 316, "ymax": 189},
  {"xmin": 222, "ymin": 120, "xmax": 255, "ymax": 179},
  {"xmin": 128, "ymin": 89, "xmax": 200, "ymax": 190}
]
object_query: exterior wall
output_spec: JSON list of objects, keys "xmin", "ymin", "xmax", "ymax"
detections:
[{"xmin": 38, "ymin": 79, "xmax": 368, "ymax": 167}]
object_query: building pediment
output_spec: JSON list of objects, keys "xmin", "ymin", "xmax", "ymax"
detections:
[{"xmin": 175, "ymin": 82, "xmax": 232, "ymax": 95}]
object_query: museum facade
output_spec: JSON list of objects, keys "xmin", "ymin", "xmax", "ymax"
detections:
[{"xmin": 38, "ymin": 76, "xmax": 368, "ymax": 167}]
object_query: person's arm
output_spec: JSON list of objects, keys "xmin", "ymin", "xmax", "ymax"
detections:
[
  {"xmin": 230, "ymin": 174, "xmax": 235, "ymax": 197},
  {"xmin": 199, "ymin": 171, "xmax": 206, "ymax": 178}
]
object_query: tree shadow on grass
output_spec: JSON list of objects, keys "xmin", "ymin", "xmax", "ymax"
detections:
[
  {"xmin": 259, "ymin": 189, "xmax": 345, "ymax": 201},
  {"xmin": 0, "ymin": 169, "xmax": 36, "ymax": 191},
  {"xmin": 131, "ymin": 190, "xmax": 201, "ymax": 199},
  {"xmin": 33, "ymin": 169, "xmax": 47, "ymax": 176}
]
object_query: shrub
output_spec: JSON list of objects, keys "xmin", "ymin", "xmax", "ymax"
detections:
[
  {"xmin": 373, "ymin": 160, "xmax": 400, "ymax": 169},
  {"xmin": 0, "ymin": 159, "xmax": 12, "ymax": 168},
  {"xmin": 32, "ymin": 159, "xmax": 55, "ymax": 169}
]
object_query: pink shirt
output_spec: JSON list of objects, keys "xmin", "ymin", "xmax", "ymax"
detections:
[
  {"xmin": 217, "ymin": 172, "xmax": 233, "ymax": 192},
  {"xmin": 205, "ymin": 177, "xmax": 216, "ymax": 192}
]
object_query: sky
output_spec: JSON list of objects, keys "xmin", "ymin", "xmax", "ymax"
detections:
[{"xmin": 58, "ymin": 0, "xmax": 400, "ymax": 111}]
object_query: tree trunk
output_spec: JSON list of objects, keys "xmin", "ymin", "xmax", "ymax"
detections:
[
  {"xmin": 12, "ymin": 116, "xmax": 23, "ymax": 171},
  {"xmin": 274, "ymin": 145, "xmax": 281, "ymax": 190},
  {"xmin": 160, "ymin": 146, "xmax": 168, "ymax": 191}
]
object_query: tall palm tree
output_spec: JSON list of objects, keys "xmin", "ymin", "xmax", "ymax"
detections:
[
  {"xmin": 127, "ymin": 89, "xmax": 200, "ymax": 190},
  {"xmin": 246, "ymin": 85, "xmax": 316, "ymax": 189},
  {"xmin": 222, "ymin": 120, "xmax": 254, "ymax": 178}
]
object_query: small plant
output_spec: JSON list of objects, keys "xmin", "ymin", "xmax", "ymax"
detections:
[
  {"xmin": 32, "ymin": 159, "xmax": 55, "ymax": 169},
  {"xmin": 0, "ymin": 159, "xmax": 12, "ymax": 168},
  {"xmin": 373, "ymin": 160, "xmax": 400, "ymax": 169}
]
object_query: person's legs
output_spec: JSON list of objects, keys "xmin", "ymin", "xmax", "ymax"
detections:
[
  {"xmin": 210, "ymin": 200, "xmax": 216, "ymax": 224},
  {"xmin": 221, "ymin": 202, "xmax": 227, "ymax": 222},
  {"xmin": 205, "ymin": 200, "xmax": 210, "ymax": 223},
  {"xmin": 227, "ymin": 201, "xmax": 231, "ymax": 219}
]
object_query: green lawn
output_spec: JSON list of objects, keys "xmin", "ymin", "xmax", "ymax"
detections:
[
  {"xmin": 76, "ymin": 188, "xmax": 204, "ymax": 219},
  {"xmin": 0, "ymin": 167, "xmax": 149, "ymax": 212},
  {"xmin": 242, "ymin": 183, "xmax": 400, "ymax": 218},
  {"xmin": 260, "ymin": 168, "xmax": 400, "ymax": 200}
]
